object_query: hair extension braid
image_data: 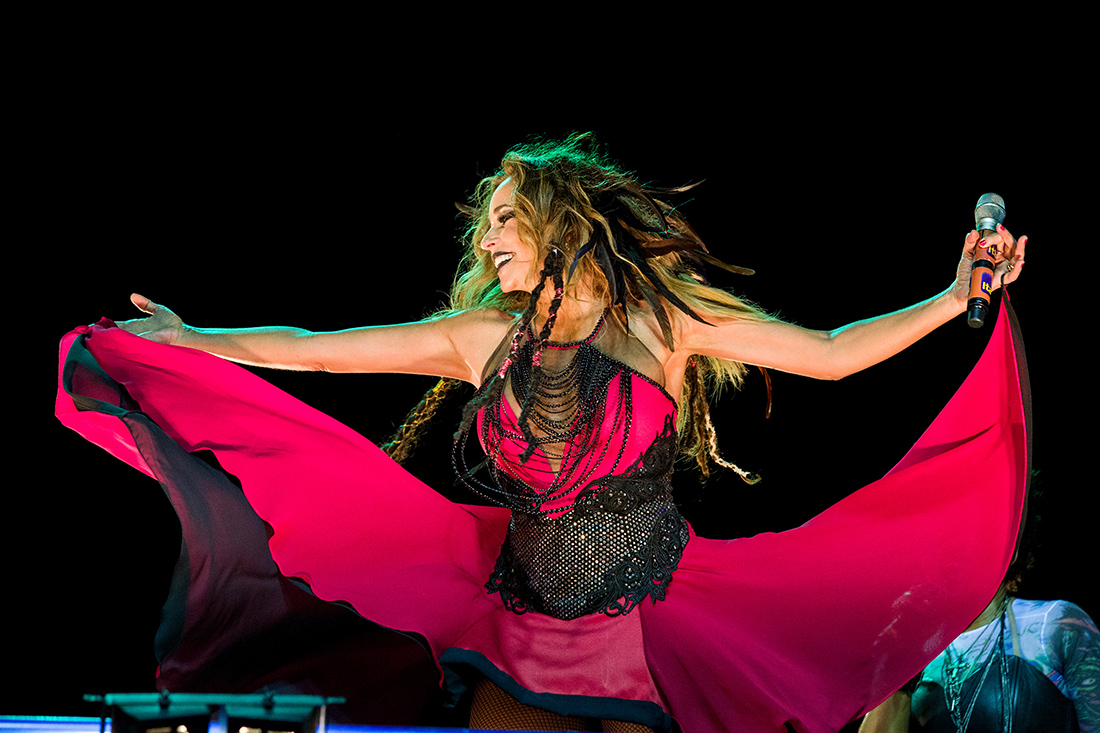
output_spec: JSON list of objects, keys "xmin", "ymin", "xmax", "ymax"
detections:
[
  {"xmin": 452, "ymin": 250, "xmax": 561, "ymax": 446},
  {"xmin": 516, "ymin": 248, "xmax": 565, "ymax": 463},
  {"xmin": 681, "ymin": 357, "xmax": 760, "ymax": 484},
  {"xmin": 381, "ymin": 378, "xmax": 461, "ymax": 464}
]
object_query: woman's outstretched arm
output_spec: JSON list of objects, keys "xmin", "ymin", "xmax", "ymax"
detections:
[
  {"xmin": 677, "ymin": 226, "xmax": 1026, "ymax": 380},
  {"xmin": 118, "ymin": 294, "xmax": 513, "ymax": 385}
]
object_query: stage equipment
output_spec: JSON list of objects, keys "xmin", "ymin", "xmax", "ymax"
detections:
[
  {"xmin": 0, "ymin": 717, "xmax": 463, "ymax": 732},
  {"xmin": 83, "ymin": 691, "xmax": 345, "ymax": 733}
]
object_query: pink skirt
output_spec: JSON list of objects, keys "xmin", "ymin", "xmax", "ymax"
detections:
[{"xmin": 55, "ymin": 297, "xmax": 1030, "ymax": 732}]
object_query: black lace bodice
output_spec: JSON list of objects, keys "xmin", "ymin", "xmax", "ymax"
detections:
[{"xmin": 453, "ymin": 315, "xmax": 690, "ymax": 620}]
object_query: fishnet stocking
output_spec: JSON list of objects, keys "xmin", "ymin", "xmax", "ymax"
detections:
[
  {"xmin": 468, "ymin": 679, "xmax": 653, "ymax": 732},
  {"xmin": 601, "ymin": 718, "xmax": 654, "ymax": 732},
  {"xmin": 469, "ymin": 678, "xmax": 594, "ymax": 731}
]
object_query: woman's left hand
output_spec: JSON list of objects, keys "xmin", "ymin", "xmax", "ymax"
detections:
[{"xmin": 950, "ymin": 225, "xmax": 1027, "ymax": 309}]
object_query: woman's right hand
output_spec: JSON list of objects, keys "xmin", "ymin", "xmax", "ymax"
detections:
[{"xmin": 118, "ymin": 293, "xmax": 185, "ymax": 345}]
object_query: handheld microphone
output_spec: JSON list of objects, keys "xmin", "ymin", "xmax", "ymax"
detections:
[{"xmin": 967, "ymin": 193, "xmax": 1006, "ymax": 328}]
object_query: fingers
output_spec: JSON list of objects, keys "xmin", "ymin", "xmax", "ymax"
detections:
[
  {"xmin": 970, "ymin": 225, "xmax": 1018, "ymax": 266},
  {"xmin": 963, "ymin": 229, "xmax": 980, "ymax": 254},
  {"xmin": 1015, "ymin": 234, "xmax": 1027, "ymax": 262},
  {"xmin": 1000, "ymin": 234, "xmax": 1027, "ymax": 285},
  {"xmin": 995, "ymin": 223, "xmax": 1017, "ymax": 249},
  {"xmin": 992, "ymin": 223, "xmax": 1017, "ymax": 263},
  {"xmin": 956, "ymin": 227, "xmax": 1026, "ymax": 299},
  {"xmin": 130, "ymin": 292, "xmax": 157, "ymax": 315}
]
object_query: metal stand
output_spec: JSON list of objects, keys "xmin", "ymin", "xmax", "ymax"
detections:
[{"xmin": 84, "ymin": 691, "xmax": 345, "ymax": 733}]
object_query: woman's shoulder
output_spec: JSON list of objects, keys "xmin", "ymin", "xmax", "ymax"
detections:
[
  {"xmin": 434, "ymin": 307, "xmax": 517, "ymax": 350},
  {"xmin": 406, "ymin": 309, "xmax": 517, "ymax": 385},
  {"xmin": 1014, "ymin": 598, "xmax": 1094, "ymax": 619},
  {"xmin": 1013, "ymin": 598, "xmax": 1099, "ymax": 638},
  {"xmin": 429, "ymin": 308, "xmax": 517, "ymax": 330},
  {"xmin": 622, "ymin": 298, "xmax": 768, "ymax": 357},
  {"xmin": 613, "ymin": 302, "xmax": 680, "ymax": 366}
]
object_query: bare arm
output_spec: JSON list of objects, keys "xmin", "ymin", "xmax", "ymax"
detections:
[
  {"xmin": 859, "ymin": 691, "xmax": 911, "ymax": 732},
  {"xmin": 119, "ymin": 294, "xmax": 512, "ymax": 385},
  {"xmin": 678, "ymin": 227, "xmax": 1026, "ymax": 380}
]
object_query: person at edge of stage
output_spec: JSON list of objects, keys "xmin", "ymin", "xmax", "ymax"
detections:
[
  {"xmin": 107, "ymin": 134, "xmax": 1026, "ymax": 732},
  {"xmin": 859, "ymin": 493, "xmax": 1099, "ymax": 733}
]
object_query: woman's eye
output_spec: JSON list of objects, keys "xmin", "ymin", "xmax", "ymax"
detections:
[{"xmin": 498, "ymin": 211, "xmax": 515, "ymax": 224}]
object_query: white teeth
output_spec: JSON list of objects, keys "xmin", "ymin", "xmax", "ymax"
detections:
[{"xmin": 494, "ymin": 253, "xmax": 514, "ymax": 268}]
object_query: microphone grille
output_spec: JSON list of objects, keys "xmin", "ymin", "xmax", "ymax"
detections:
[{"xmin": 974, "ymin": 193, "xmax": 1006, "ymax": 232}]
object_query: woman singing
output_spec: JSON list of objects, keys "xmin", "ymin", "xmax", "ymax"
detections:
[{"xmin": 57, "ymin": 133, "xmax": 1030, "ymax": 732}]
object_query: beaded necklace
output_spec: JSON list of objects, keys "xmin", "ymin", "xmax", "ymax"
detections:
[
  {"xmin": 455, "ymin": 309, "xmax": 647, "ymax": 517},
  {"xmin": 510, "ymin": 312, "xmax": 607, "ymax": 453},
  {"xmin": 942, "ymin": 596, "xmax": 1014, "ymax": 733}
]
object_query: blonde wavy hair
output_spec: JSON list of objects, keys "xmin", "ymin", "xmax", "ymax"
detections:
[{"xmin": 385, "ymin": 133, "xmax": 773, "ymax": 481}]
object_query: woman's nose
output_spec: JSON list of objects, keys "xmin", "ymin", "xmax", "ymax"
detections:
[{"xmin": 480, "ymin": 226, "xmax": 499, "ymax": 249}]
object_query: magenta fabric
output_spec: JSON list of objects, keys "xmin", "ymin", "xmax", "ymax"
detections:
[
  {"xmin": 482, "ymin": 369, "xmax": 676, "ymax": 503},
  {"xmin": 55, "ymin": 297, "xmax": 1028, "ymax": 732}
]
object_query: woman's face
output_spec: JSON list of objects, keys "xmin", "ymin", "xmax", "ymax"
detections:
[{"xmin": 480, "ymin": 178, "xmax": 538, "ymax": 293}]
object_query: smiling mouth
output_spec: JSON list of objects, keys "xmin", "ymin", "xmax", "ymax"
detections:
[{"xmin": 494, "ymin": 252, "xmax": 515, "ymax": 270}]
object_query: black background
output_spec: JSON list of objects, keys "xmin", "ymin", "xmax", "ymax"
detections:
[{"xmin": 9, "ymin": 39, "xmax": 1091, "ymax": 729}]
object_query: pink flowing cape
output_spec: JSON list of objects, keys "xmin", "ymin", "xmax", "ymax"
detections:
[{"xmin": 55, "ymin": 297, "xmax": 1029, "ymax": 732}]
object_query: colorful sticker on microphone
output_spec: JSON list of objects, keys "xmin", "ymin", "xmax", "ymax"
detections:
[{"xmin": 980, "ymin": 272, "xmax": 994, "ymax": 295}]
